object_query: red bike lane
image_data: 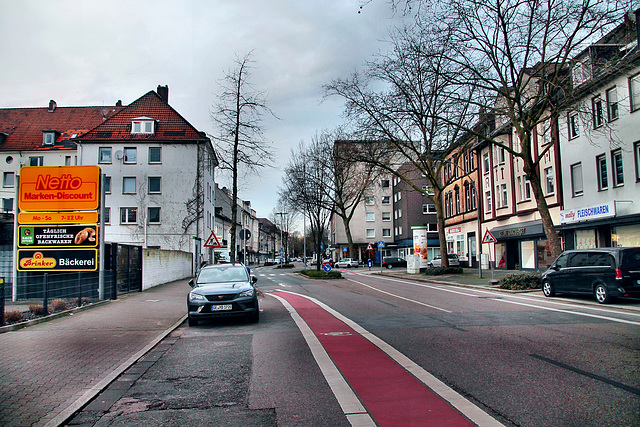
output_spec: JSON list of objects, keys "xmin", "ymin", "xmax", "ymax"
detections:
[{"xmin": 273, "ymin": 291, "xmax": 475, "ymax": 426}]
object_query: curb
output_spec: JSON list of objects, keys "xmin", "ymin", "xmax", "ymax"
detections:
[{"xmin": 0, "ymin": 300, "xmax": 111, "ymax": 334}]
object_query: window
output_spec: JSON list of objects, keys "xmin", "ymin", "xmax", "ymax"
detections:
[
  {"xmin": 382, "ymin": 212, "xmax": 391, "ymax": 221},
  {"xmin": 64, "ymin": 156, "xmax": 72, "ymax": 166},
  {"xmin": 99, "ymin": 147, "xmax": 112, "ymax": 163},
  {"xmin": 500, "ymin": 183, "xmax": 508, "ymax": 207},
  {"xmin": 397, "ymin": 191, "xmax": 402, "ymax": 201},
  {"xmin": 149, "ymin": 147, "xmax": 162, "ymax": 163},
  {"xmin": 29, "ymin": 156, "xmax": 43, "ymax": 166},
  {"xmin": 485, "ymin": 191, "xmax": 492, "ymax": 212},
  {"xmin": 366, "ymin": 212, "xmax": 375, "ymax": 222},
  {"xmin": 120, "ymin": 207, "xmax": 137, "ymax": 224},
  {"xmin": 3, "ymin": 172, "xmax": 14, "ymax": 188},
  {"xmin": 422, "ymin": 185, "xmax": 434, "ymax": 196},
  {"xmin": 592, "ymin": 96, "xmax": 604, "ymax": 128},
  {"xmin": 635, "ymin": 142, "xmax": 640, "ymax": 182},
  {"xmin": 568, "ymin": 113, "xmax": 580, "ymax": 139},
  {"xmin": 483, "ymin": 153, "xmax": 490, "ymax": 174},
  {"xmin": 606, "ymin": 87, "xmax": 618, "ymax": 121},
  {"xmin": 104, "ymin": 207, "xmax": 111, "ymax": 224},
  {"xmin": 517, "ymin": 176, "xmax": 522, "ymax": 201},
  {"xmin": 381, "ymin": 196, "xmax": 390, "ymax": 205},
  {"xmin": 596, "ymin": 155, "xmax": 608, "ymax": 190},
  {"xmin": 366, "ymin": 229, "xmax": 375, "ymax": 238},
  {"xmin": 397, "ymin": 208, "xmax": 402, "ymax": 218},
  {"xmin": 630, "ymin": 73, "xmax": 640, "ymax": 112},
  {"xmin": 455, "ymin": 190, "xmax": 461, "ymax": 213},
  {"xmin": 42, "ymin": 131, "xmax": 55, "ymax": 145},
  {"xmin": 148, "ymin": 207, "xmax": 161, "ymax": 223},
  {"xmin": 382, "ymin": 228, "xmax": 391, "ymax": 237},
  {"xmin": 381, "ymin": 179, "xmax": 390, "ymax": 188},
  {"xmin": 571, "ymin": 163, "xmax": 583, "ymax": 196},
  {"xmin": 612, "ymin": 149, "xmax": 624, "ymax": 187},
  {"xmin": 148, "ymin": 177, "xmax": 161, "ymax": 193},
  {"xmin": 541, "ymin": 120, "xmax": 552, "ymax": 145},
  {"xmin": 123, "ymin": 177, "xmax": 136, "ymax": 194},
  {"xmin": 131, "ymin": 118, "xmax": 155, "ymax": 134},
  {"xmin": 523, "ymin": 176, "xmax": 532, "ymax": 200},
  {"xmin": 428, "ymin": 223, "xmax": 438, "ymax": 232},
  {"xmin": 365, "ymin": 197, "xmax": 375, "ymax": 205},
  {"xmin": 2, "ymin": 198, "xmax": 13, "ymax": 212},
  {"xmin": 470, "ymin": 186, "xmax": 477, "ymax": 210},
  {"xmin": 545, "ymin": 167, "xmax": 555, "ymax": 195},
  {"xmin": 498, "ymin": 147, "xmax": 506, "ymax": 164},
  {"xmin": 423, "ymin": 204, "xmax": 436, "ymax": 214},
  {"xmin": 104, "ymin": 176, "xmax": 112, "ymax": 194},
  {"xmin": 124, "ymin": 148, "xmax": 137, "ymax": 164}
]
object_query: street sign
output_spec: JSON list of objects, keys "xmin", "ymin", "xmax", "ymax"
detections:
[
  {"xmin": 323, "ymin": 263, "xmax": 332, "ymax": 273},
  {"xmin": 204, "ymin": 231, "xmax": 222, "ymax": 248},
  {"xmin": 366, "ymin": 243, "xmax": 374, "ymax": 251},
  {"xmin": 367, "ymin": 259, "xmax": 373, "ymax": 268},
  {"xmin": 378, "ymin": 241, "xmax": 385, "ymax": 248},
  {"xmin": 239, "ymin": 229, "xmax": 251, "ymax": 240},
  {"xmin": 280, "ymin": 257, "xmax": 285, "ymax": 263},
  {"xmin": 482, "ymin": 229, "xmax": 497, "ymax": 244},
  {"xmin": 18, "ymin": 211, "xmax": 99, "ymax": 225}
]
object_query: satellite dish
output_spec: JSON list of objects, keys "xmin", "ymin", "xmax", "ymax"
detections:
[{"xmin": 115, "ymin": 150, "xmax": 124, "ymax": 160}]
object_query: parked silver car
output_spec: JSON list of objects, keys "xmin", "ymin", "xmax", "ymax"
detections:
[{"xmin": 428, "ymin": 254, "xmax": 460, "ymax": 267}]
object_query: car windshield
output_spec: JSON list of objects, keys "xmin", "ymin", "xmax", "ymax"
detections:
[
  {"xmin": 621, "ymin": 248, "xmax": 640, "ymax": 269},
  {"xmin": 197, "ymin": 266, "xmax": 248, "ymax": 284}
]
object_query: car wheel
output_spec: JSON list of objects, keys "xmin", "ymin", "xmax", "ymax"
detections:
[
  {"xmin": 188, "ymin": 316, "xmax": 198, "ymax": 327},
  {"xmin": 594, "ymin": 284, "xmax": 610, "ymax": 304},
  {"xmin": 387, "ymin": 264, "xmax": 393, "ymax": 269},
  {"xmin": 542, "ymin": 281, "xmax": 555, "ymax": 297}
]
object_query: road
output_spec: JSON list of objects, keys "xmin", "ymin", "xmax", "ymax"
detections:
[{"xmin": 71, "ymin": 265, "xmax": 640, "ymax": 426}]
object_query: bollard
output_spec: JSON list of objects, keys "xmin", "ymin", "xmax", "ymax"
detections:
[{"xmin": 42, "ymin": 273, "xmax": 49, "ymax": 316}]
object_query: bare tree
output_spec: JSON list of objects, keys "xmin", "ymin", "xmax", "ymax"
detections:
[
  {"xmin": 271, "ymin": 197, "xmax": 300, "ymax": 263},
  {"xmin": 325, "ymin": 25, "xmax": 476, "ymax": 266},
  {"xmin": 375, "ymin": 0, "xmax": 628, "ymax": 258},
  {"xmin": 281, "ymin": 142, "xmax": 333, "ymax": 270},
  {"xmin": 211, "ymin": 52, "xmax": 275, "ymax": 263}
]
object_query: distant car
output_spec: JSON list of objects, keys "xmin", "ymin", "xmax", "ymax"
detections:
[
  {"xmin": 428, "ymin": 254, "xmax": 460, "ymax": 268},
  {"xmin": 335, "ymin": 258, "xmax": 359, "ymax": 268},
  {"xmin": 310, "ymin": 259, "xmax": 317, "ymax": 266},
  {"xmin": 382, "ymin": 257, "xmax": 407, "ymax": 269},
  {"xmin": 322, "ymin": 259, "xmax": 334, "ymax": 267},
  {"xmin": 187, "ymin": 263, "xmax": 259, "ymax": 326},
  {"xmin": 541, "ymin": 247, "xmax": 640, "ymax": 304}
]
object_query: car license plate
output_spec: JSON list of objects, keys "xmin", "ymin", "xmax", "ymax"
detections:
[{"xmin": 211, "ymin": 304, "xmax": 232, "ymax": 311}]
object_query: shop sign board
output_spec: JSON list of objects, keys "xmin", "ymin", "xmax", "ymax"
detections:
[
  {"xmin": 560, "ymin": 201, "xmax": 615, "ymax": 224},
  {"xmin": 17, "ymin": 249, "xmax": 98, "ymax": 272},
  {"xmin": 18, "ymin": 225, "xmax": 98, "ymax": 248},
  {"xmin": 18, "ymin": 211, "xmax": 99, "ymax": 225},
  {"xmin": 19, "ymin": 165, "xmax": 101, "ymax": 211}
]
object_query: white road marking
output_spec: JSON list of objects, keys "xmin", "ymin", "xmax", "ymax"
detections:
[
  {"xmin": 354, "ymin": 273, "xmax": 640, "ymax": 326},
  {"xmin": 347, "ymin": 278, "xmax": 451, "ymax": 313},
  {"xmin": 273, "ymin": 291, "xmax": 504, "ymax": 427},
  {"xmin": 269, "ymin": 293, "xmax": 375, "ymax": 426}
]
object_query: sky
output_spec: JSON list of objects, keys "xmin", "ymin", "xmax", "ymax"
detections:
[{"xmin": 0, "ymin": 0, "xmax": 410, "ymax": 220}]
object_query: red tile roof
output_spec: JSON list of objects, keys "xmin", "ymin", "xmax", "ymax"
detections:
[
  {"xmin": 78, "ymin": 91, "xmax": 205, "ymax": 142},
  {"xmin": 0, "ymin": 105, "xmax": 123, "ymax": 152}
]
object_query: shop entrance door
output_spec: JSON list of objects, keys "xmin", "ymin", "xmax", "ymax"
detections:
[{"xmin": 506, "ymin": 240, "xmax": 519, "ymax": 270}]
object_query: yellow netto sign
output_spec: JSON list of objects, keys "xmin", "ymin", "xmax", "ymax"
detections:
[{"xmin": 19, "ymin": 165, "xmax": 100, "ymax": 211}]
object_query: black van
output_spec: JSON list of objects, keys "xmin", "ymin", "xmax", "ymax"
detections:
[{"xmin": 541, "ymin": 247, "xmax": 640, "ymax": 303}]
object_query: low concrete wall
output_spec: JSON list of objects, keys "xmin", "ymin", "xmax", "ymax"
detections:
[{"xmin": 142, "ymin": 249, "xmax": 193, "ymax": 290}]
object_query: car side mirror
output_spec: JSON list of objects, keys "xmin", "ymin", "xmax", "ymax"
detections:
[
  {"xmin": 251, "ymin": 275, "xmax": 258, "ymax": 284},
  {"xmin": 188, "ymin": 278, "xmax": 195, "ymax": 288}
]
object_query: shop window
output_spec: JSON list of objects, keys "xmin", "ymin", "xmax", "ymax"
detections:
[
  {"xmin": 521, "ymin": 240, "xmax": 536, "ymax": 269},
  {"xmin": 596, "ymin": 154, "xmax": 608, "ymax": 190},
  {"xmin": 571, "ymin": 163, "xmax": 583, "ymax": 197},
  {"xmin": 611, "ymin": 149, "xmax": 624, "ymax": 187}
]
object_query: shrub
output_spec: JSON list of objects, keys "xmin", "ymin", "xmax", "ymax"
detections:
[
  {"xmin": 498, "ymin": 272, "xmax": 542, "ymax": 290},
  {"xmin": 301, "ymin": 269, "xmax": 342, "ymax": 279},
  {"xmin": 29, "ymin": 304, "xmax": 46, "ymax": 316},
  {"xmin": 423, "ymin": 266, "xmax": 464, "ymax": 276},
  {"xmin": 50, "ymin": 299, "xmax": 69, "ymax": 311},
  {"xmin": 4, "ymin": 310, "xmax": 23, "ymax": 323}
]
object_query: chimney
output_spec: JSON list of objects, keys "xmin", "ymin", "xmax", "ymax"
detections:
[
  {"xmin": 48, "ymin": 100, "xmax": 56, "ymax": 112},
  {"xmin": 116, "ymin": 100, "xmax": 122, "ymax": 107},
  {"xmin": 157, "ymin": 85, "xmax": 169, "ymax": 103}
]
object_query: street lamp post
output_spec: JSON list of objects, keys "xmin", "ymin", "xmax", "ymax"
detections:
[{"xmin": 276, "ymin": 212, "xmax": 288, "ymax": 263}]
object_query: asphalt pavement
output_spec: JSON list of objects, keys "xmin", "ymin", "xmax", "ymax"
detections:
[{"xmin": 0, "ymin": 266, "xmax": 524, "ymax": 427}]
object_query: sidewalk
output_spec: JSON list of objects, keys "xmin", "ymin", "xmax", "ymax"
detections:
[{"xmin": 0, "ymin": 279, "xmax": 189, "ymax": 427}]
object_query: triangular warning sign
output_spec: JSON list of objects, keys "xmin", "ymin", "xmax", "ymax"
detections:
[
  {"xmin": 366, "ymin": 243, "xmax": 374, "ymax": 251},
  {"xmin": 204, "ymin": 231, "xmax": 222, "ymax": 248},
  {"xmin": 482, "ymin": 229, "xmax": 497, "ymax": 244}
]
